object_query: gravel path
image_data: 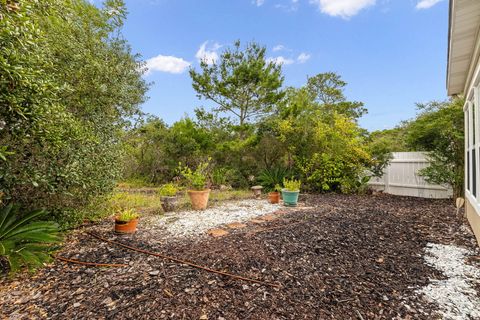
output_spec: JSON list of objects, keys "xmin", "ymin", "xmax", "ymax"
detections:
[{"xmin": 144, "ymin": 199, "xmax": 281, "ymax": 238}]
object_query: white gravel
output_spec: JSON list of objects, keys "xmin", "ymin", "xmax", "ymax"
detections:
[
  {"xmin": 417, "ymin": 243, "xmax": 480, "ymax": 320},
  {"xmin": 145, "ymin": 199, "xmax": 281, "ymax": 238}
]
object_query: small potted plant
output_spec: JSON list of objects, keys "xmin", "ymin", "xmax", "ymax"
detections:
[
  {"xmin": 282, "ymin": 178, "xmax": 301, "ymax": 207},
  {"xmin": 268, "ymin": 184, "xmax": 281, "ymax": 204},
  {"xmin": 115, "ymin": 208, "xmax": 139, "ymax": 234},
  {"xmin": 180, "ymin": 161, "xmax": 210, "ymax": 210},
  {"xmin": 159, "ymin": 183, "xmax": 178, "ymax": 212}
]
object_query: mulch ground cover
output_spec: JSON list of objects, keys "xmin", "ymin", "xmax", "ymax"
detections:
[{"xmin": 1, "ymin": 194, "xmax": 479, "ymax": 319}]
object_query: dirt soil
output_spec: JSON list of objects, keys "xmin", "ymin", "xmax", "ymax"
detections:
[{"xmin": 1, "ymin": 194, "xmax": 479, "ymax": 319}]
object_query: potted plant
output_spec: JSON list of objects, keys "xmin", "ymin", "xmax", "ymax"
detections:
[
  {"xmin": 159, "ymin": 183, "xmax": 179, "ymax": 212},
  {"xmin": 268, "ymin": 184, "xmax": 281, "ymax": 204},
  {"xmin": 282, "ymin": 178, "xmax": 301, "ymax": 207},
  {"xmin": 114, "ymin": 208, "xmax": 139, "ymax": 234},
  {"xmin": 180, "ymin": 161, "xmax": 210, "ymax": 210}
]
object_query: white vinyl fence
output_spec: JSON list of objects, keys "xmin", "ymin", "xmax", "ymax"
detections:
[{"xmin": 368, "ymin": 152, "xmax": 453, "ymax": 199}]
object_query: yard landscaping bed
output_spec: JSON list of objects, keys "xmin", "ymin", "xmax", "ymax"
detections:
[{"xmin": 1, "ymin": 194, "xmax": 479, "ymax": 319}]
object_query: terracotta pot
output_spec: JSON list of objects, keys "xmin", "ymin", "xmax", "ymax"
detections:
[
  {"xmin": 268, "ymin": 191, "xmax": 280, "ymax": 204},
  {"xmin": 187, "ymin": 189, "xmax": 211, "ymax": 210},
  {"xmin": 114, "ymin": 218, "xmax": 138, "ymax": 234},
  {"xmin": 160, "ymin": 196, "xmax": 178, "ymax": 212}
]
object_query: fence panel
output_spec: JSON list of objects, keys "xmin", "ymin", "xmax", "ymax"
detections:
[{"xmin": 368, "ymin": 152, "xmax": 453, "ymax": 199}]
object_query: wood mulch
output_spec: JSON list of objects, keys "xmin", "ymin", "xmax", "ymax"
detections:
[{"xmin": 0, "ymin": 194, "xmax": 479, "ymax": 319}]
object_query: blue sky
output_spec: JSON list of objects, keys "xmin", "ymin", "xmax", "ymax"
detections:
[{"xmin": 105, "ymin": 0, "xmax": 448, "ymax": 131}]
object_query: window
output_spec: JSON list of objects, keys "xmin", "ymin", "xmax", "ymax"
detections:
[{"xmin": 466, "ymin": 87, "xmax": 480, "ymax": 199}]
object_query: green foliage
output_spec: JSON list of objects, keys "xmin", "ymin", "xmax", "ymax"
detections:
[
  {"xmin": 0, "ymin": 0, "xmax": 148, "ymax": 227},
  {"xmin": 306, "ymin": 72, "xmax": 367, "ymax": 119},
  {"xmin": 179, "ymin": 161, "xmax": 210, "ymax": 191},
  {"xmin": 211, "ymin": 167, "xmax": 240, "ymax": 187},
  {"xmin": 116, "ymin": 208, "xmax": 139, "ymax": 222},
  {"xmin": 257, "ymin": 167, "xmax": 290, "ymax": 192},
  {"xmin": 283, "ymin": 178, "xmax": 301, "ymax": 192},
  {"xmin": 190, "ymin": 40, "xmax": 285, "ymax": 126},
  {"xmin": 276, "ymin": 88, "xmax": 372, "ymax": 192},
  {"xmin": 406, "ymin": 98, "xmax": 464, "ymax": 197},
  {"xmin": 0, "ymin": 204, "xmax": 62, "ymax": 274},
  {"xmin": 123, "ymin": 71, "xmax": 375, "ymax": 195},
  {"xmin": 158, "ymin": 183, "xmax": 178, "ymax": 197}
]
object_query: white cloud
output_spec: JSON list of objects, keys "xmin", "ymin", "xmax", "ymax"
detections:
[
  {"xmin": 309, "ymin": 0, "xmax": 376, "ymax": 19},
  {"xmin": 415, "ymin": 0, "xmax": 443, "ymax": 10},
  {"xmin": 273, "ymin": 45, "xmax": 286, "ymax": 52},
  {"xmin": 297, "ymin": 52, "xmax": 311, "ymax": 63},
  {"xmin": 267, "ymin": 56, "xmax": 295, "ymax": 66},
  {"xmin": 253, "ymin": 0, "xmax": 265, "ymax": 6},
  {"xmin": 195, "ymin": 41, "xmax": 222, "ymax": 64},
  {"xmin": 145, "ymin": 55, "xmax": 190, "ymax": 75}
]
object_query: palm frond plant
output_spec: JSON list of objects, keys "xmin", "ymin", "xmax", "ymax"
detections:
[
  {"xmin": 0, "ymin": 204, "xmax": 62, "ymax": 275},
  {"xmin": 257, "ymin": 167, "xmax": 290, "ymax": 192}
]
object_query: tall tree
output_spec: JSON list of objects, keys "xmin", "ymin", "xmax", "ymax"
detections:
[
  {"xmin": 306, "ymin": 72, "xmax": 367, "ymax": 119},
  {"xmin": 189, "ymin": 41, "xmax": 285, "ymax": 126}
]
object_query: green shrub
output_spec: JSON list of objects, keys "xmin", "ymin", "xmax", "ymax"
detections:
[
  {"xmin": 283, "ymin": 178, "xmax": 301, "ymax": 192},
  {"xmin": 257, "ymin": 167, "xmax": 290, "ymax": 192},
  {"xmin": 116, "ymin": 208, "xmax": 139, "ymax": 222},
  {"xmin": 0, "ymin": 204, "xmax": 62, "ymax": 274},
  {"xmin": 179, "ymin": 161, "xmax": 210, "ymax": 191},
  {"xmin": 0, "ymin": 0, "xmax": 148, "ymax": 228},
  {"xmin": 158, "ymin": 183, "xmax": 178, "ymax": 197}
]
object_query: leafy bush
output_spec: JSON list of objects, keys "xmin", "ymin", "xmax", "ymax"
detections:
[
  {"xmin": 158, "ymin": 183, "xmax": 178, "ymax": 197},
  {"xmin": 116, "ymin": 209, "xmax": 139, "ymax": 222},
  {"xmin": 283, "ymin": 178, "xmax": 301, "ymax": 192},
  {"xmin": 0, "ymin": 0, "xmax": 148, "ymax": 227},
  {"xmin": 257, "ymin": 167, "xmax": 290, "ymax": 192},
  {"xmin": 179, "ymin": 161, "xmax": 210, "ymax": 191},
  {"xmin": 0, "ymin": 204, "xmax": 62, "ymax": 274}
]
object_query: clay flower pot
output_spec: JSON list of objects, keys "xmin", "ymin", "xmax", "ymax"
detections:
[
  {"xmin": 251, "ymin": 186, "xmax": 263, "ymax": 199},
  {"xmin": 268, "ymin": 191, "xmax": 280, "ymax": 204},
  {"xmin": 281, "ymin": 189, "xmax": 300, "ymax": 207},
  {"xmin": 114, "ymin": 218, "xmax": 138, "ymax": 234},
  {"xmin": 160, "ymin": 196, "xmax": 178, "ymax": 212},
  {"xmin": 187, "ymin": 189, "xmax": 211, "ymax": 210}
]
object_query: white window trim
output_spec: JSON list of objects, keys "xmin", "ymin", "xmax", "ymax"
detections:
[{"xmin": 465, "ymin": 86, "xmax": 480, "ymax": 215}]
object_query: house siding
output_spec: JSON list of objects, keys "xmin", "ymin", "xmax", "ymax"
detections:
[{"xmin": 466, "ymin": 197, "xmax": 480, "ymax": 246}]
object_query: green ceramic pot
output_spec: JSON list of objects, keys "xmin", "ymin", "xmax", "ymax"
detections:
[{"xmin": 282, "ymin": 189, "xmax": 300, "ymax": 207}]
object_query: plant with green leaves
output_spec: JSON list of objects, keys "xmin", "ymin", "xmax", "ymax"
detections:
[
  {"xmin": 406, "ymin": 98, "xmax": 465, "ymax": 198},
  {"xmin": 190, "ymin": 40, "xmax": 285, "ymax": 127},
  {"xmin": 283, "ymin": 178, "xmax": 301, "ymax": 192},
  {"xmin": 0, "ymin": 204, "xmax": 62, "ymax": 274},
  {"xmin": 179, "ymin": 161, "xmax": 210, "ymax": 191},
  {"xmin": 116, "ymin": 208, "xmax": 139, "ymax": 222},
  {"xmin": 257, "ymin": 167, "xmax": 290, "ymax": 192},
  {"xmin": 0, "ymin": 0, "xmax": 148, "ymax": 227},
  {"xmin": 158, "ymin": 183, "xmax": 178, "ymax": 197}
]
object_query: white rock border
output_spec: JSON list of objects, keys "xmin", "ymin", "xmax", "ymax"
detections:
[{"xmin": 417, "ymin": 243, "xmax": 480, "ymax": 320}]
